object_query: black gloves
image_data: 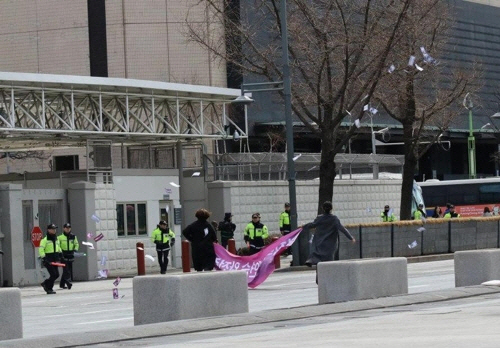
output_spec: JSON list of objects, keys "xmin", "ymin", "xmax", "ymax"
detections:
[{"xmin": 170, "ymin": 238, "xmax": 175, "ymax": 247}]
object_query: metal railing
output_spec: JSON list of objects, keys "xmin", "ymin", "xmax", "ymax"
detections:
[{"xmin": 204, "ymin": 153, "xmax": 405, "ymax": 181}]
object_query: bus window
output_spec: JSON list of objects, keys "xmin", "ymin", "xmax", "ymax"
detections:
[{"xmin": 419, "ymin": 178, "xmax": 500, "ymax": 217}]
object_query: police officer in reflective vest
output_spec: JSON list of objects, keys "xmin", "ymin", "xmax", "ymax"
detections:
[
  {"xmin": 381, "ymin": 205, "xmax": 396, "ymax": 222},
  {"xmin": 279, "ymin": 202, "xmax": 292, "ymax": 255},
  {"xmin": 58, "ymin": 223, "xmax": 79, "ymax": 289},
  {"xmin": 244, "ymin": 213, "xmax": 269, "ymax": 255},
  {"xmin": 444, "ymin": 205, "xmax": 461, "ymax": 218},
  {"xmin": 151, "ymin": 220, "xmax": 176, "ymax": 274},
  {"xmin": 39, "ymin": 223, "xmax": 62, "ymax": 294},
  {"xmin": 413, "ymin": 203, "xmax": 427, "ymax": 220}
]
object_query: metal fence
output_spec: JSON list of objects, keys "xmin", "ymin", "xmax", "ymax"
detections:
[{"xmin": 205, "ymin": 153, "xmax": 405, "ymax": 181}]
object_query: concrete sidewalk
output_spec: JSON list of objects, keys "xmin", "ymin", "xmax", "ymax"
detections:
[{"xmin": 5, "ymin": 284, "xmax": 500, "ymax": 348}]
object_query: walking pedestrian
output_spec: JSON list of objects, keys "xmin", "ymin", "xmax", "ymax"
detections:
[
  {"xmin": 182, "ymin": 209, "xmax": 218, "ymax": 271},
  {"xmin": 218, "ymin": 212, "xmax": 236, "ymax": 249},
  {"xmin": 39, "ymin": 223, "xmax": 62, "ymax": 294},
  {"xmin": 244, "ymin": 213, "xmax": 269, "ymax": 255},
  {"xmin": 58, "ymin": 223, "xmax": 79, "ymax": 289},
  {"xmin": 303, "ymin": 201, "xmax": 356, "ymax": 283},
  {"xmin": 151, "ymin": 220, "xmax": 176, "ymax": 274}
]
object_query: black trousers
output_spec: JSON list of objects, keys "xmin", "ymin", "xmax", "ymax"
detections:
[
  {"xmin": 282, "ymin": 230, "xmax": 292, "ymax": 255},
  {"xmin": 156, "ymin": 249, "xmax": 170, "ymax": 273},
  {"xmin": 60, "ymin": 261, "xmax": 73, "ymax": 288},
  {"xmin": 43, "ymin": 261, "xmax": 59, "ymax": 291},
  {"xmin": 192, "ymin": 248, "xmax": 215, "ymax": 271},
  {"xmin": 248, "ymin": 246, "xmax": 262, "ymax": 255},
  {"xmin": 221, "ymin": 237, "xmax": 230, "ymax": 249}
]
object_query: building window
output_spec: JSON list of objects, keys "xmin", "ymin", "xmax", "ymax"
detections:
[
  {"xmin": 53, "ymin": 155, "xmax": 79, "ymax": 171},
  {"xmin": 116, "ymin": 203, "xmax": 147, "ymax": 237}
]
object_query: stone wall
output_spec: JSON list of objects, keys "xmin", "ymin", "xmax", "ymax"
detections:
[{"xmin": 207, "ymin": 179, "xmax": 402, "ymax": 250}]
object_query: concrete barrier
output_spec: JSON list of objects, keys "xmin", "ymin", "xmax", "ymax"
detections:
[
  {"xmin": 318, "ymin": 257, "xmax": 408, "ymax": 304},
  {"xmin": 133, "ymin": 271, "xmax": 248, "ymax": 325},
  {"xmin": 0, "ymin": 288, "xmax": 22, "ymax": 340},
  {"xmin": 455, "ymin": 249, "xmax": 500, "ymax": 287}
]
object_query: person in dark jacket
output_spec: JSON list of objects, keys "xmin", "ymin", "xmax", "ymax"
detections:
[
  {"xmin": 182, "ymin": 209, "xmax": 218, "ymax": 271},
  {"xmin": 39, "ymin": 223, "xmax": 62, "ymax": 294},
  {"xmin": 303, "ymin": 202, "xmax": 356, "ymax": 283},
  {"xmin": 218, "ymin": 212, "xmax": 236, "ymax": 249},
  {"xmin": 432, "ymin": 206, "xmax": 442, "ymax": 218}
]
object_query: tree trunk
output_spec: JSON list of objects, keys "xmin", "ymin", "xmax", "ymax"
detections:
[
  {"xmin": 318, "ymin": 132, "xmax": 336, "ymax": 215},
  {"xmin": 400, "ymin": 147, "xmax": 418, "ymax": 220}
]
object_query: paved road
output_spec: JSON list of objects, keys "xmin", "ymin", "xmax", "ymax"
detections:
[
  {"xmin": 99, "ymin": 291, "xmax": 500, "ymax": 348},
  {"xmin": 20, "ymin": 260, "xmax": 454, "ymax": 339}
]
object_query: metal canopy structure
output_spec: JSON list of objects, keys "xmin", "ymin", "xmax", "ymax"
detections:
[{"xmin": 0, "ymin": 72, "xmax": 246, "ymax": 149}]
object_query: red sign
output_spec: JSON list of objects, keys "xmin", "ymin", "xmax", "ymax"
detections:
[{"xmin": 31, "ymin": 226, "xmax": 43, "ymax": 248}]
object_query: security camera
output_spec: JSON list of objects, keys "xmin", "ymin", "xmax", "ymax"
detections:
[{"xmin": 233, "ymin": 130, "xmax": 240, "ymax": 141}]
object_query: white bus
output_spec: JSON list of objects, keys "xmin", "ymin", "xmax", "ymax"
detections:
[{"xmin": 418, "ymin": 178, "xmax": 500, "ymax": 217}]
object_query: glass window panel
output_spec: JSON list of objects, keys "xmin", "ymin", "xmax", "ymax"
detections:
[
  {"xmin": 116, "ymin": 204, "xmax": 124, "ymax": 236},
  {"xmin": 463, "ymin": 194, "xmax": 478, "ymax": 204},
  {"xmin": 138, "ymin": 204, "xmax": 147, "ymax": 235},
  {"xmin": 126, "ymin": 204, "xmax": 136, "ymax": 235},
  {"xmin": 479, "ymin": 184, "xmax": 500, "ymax": 194}
]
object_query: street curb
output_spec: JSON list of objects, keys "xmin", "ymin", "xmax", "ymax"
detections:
[
  {"xmin": 275, "ymin": 253, "xmax": 455, "ymax": 272},
  {"xmin": 4, "ymin": 285, "xmax": 499, "ymax": 348}
]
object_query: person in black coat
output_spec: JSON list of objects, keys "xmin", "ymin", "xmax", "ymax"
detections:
[
  {"xmin": 182, "ymin": 208, "xmax": 218, "ymax": 271},
  {"xmin": 218, "ymin": 212, "xmax": 236, "ymax": 249},
  {"xmin": 303, "ymin": 201, "xmax": 356, "ymax": 282}
]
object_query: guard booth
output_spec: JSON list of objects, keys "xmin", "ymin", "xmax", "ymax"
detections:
[{"xmin": 0, "ymin": 72, "xmax": 245, "ymax": 286}]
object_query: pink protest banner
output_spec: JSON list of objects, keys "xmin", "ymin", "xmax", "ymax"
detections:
[{"xmin": 214, "ymin": 228, "xmax": 303, "ymax": 288}]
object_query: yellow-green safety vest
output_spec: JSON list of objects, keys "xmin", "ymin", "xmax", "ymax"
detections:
[
  {"xmin": 57, "ymin": 233, "xmax": 79, "ymax": 251},
  {"xmin": 39, "ymin": 236, "xmax": 62, "ymax": 258},
  {"xmin": 151, "ymin": 228, "xmax": 176, "ymax": 244}
]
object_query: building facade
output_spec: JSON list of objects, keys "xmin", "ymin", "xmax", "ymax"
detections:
[{"xmin": 0, "ymin": 0, "xmax": 225, "ymax": 87}]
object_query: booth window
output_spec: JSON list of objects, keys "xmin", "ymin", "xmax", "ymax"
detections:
[{"xmin": 116, "ymin": 203, "xmax": 147, "ymax": 236}]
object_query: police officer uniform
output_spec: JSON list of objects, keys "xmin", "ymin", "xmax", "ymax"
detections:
[
  {"xmin": 244, "ymin": 213, "xmax": 269, "ymax": 255},
  {"xmin": 413, "ymin": 204, "xmax": 427, "ymax": 220},
  {"xmin": 58, "ymin": 223, "xmax": 79, "ymax": 289},
  {"xmin": 39, "ymin": 223, "xmax": 62, "ymax": 294},
  {"xmin": 444, "ymin": 205, "xmax": 461, "ymax": 218},
  {"xmin": 151, "ymin": 220, "xmax": 176, "ymax": 274},
  {"xmin": 279, "ymin": 203, "xmax": 292, "ymax": 255},
  {"xmin": 381, "ymin": 205, "xmax": 396, "ymax": 222}
]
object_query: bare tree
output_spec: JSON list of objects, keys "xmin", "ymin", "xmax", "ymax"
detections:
[
  {"xmin": 374, "ymin": 0, "xmax": 475, "ymax": 219},
  {"xmin": 266, "ymin": 130, "xmax": 285, "ymax": 153},
  {"xmin": 0, "ymin": 151, "xmax": 50, "ymax": 160},
  {"xmin": 0, "ymin": 151, "xmax": 52, "ymax": 173},
  {"xmin": 187, "ymin": 0, "xmax": 453, "ymax": 213}
]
